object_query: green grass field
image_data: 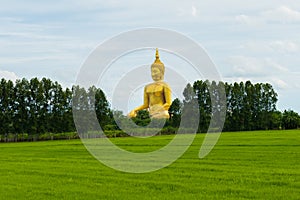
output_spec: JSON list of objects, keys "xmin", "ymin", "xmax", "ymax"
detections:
[{"xmin": 0, "ymin": 130, "xmax": 299, "ymax": 199}]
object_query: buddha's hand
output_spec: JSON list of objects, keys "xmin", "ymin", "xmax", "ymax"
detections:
[{"xmin": 128, "ymin": 110, "xmax": 137, "ymax": 118}]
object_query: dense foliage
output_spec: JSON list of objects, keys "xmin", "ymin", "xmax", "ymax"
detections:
[
  {"xmin": 189, "ymin": 80, "xmax": 283, "ymax": 132},
  {"xmin": 0, "ymin": 77, "xmax": 299, "ymax": 141},
  {"xmin": 0, "ymin": 78, "xmax": 112, "ymax": 141}
]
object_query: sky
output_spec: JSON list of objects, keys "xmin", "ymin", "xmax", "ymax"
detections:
[{"xmin": 0, "ymin": 0, "xmax": 300, "ymax": 113}]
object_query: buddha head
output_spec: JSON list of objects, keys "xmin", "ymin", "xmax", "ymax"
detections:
[{"xmin": 151, "ymin": 48, "xmax": 165, "ymax": 82}]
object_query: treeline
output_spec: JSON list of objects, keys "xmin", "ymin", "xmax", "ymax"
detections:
[
  {"xmin": 0, "ymin": 78, "xmax": 112, "ymax": 141},
  {"xmin": 0, "ymin": 78, "xmax": 299, "ymax": 142},
  {"xmin": 175, "ymin": 80, "xmax": 300, "ymax": 132}
]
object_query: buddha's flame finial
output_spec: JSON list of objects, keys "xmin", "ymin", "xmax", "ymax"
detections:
[
  {"xmin": 156, "ymin": 48, "xmax": 159, "ymax": 59},
  {"xmin": 154, "ymin": 48, "xmax": 162, "ymax": 64}
]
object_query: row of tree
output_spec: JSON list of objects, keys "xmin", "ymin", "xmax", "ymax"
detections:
[
  {"xmin": 174, "ymin": 80, "xmax": 300, "ymax": 132},
  {"xmin": 0, "ymin": 78, "xmax": 299, "ymax": 141},
  {"xmin": 0, "ymin": 78, "xmax": 115, "ymax": 141},
  {"xmin": 0, "ymin": 78, "xmax": 74, "ymax": 137}
]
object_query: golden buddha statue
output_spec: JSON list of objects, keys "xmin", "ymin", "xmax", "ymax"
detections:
[{"xmin": 128, "ymin": 48, "xmax": 172, "ymax": 119}]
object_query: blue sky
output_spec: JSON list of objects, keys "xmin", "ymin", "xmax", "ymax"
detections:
[{"xmin": 0, "ymin": 0, "xmax": 300, "ymax": 112}]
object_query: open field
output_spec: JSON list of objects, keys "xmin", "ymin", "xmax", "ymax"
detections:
[{"xmin": 0, "ymin": 130, "xmax": 299, "ymax": 199}]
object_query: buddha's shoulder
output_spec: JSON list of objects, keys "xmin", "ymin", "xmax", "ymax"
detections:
[
  {"xmin": 145, "ymin": 81, "xmax": 170, "ymax": 92},
  {"xmin": 145, "ymin": 81, "xmax": 170, "ymax": 88}
]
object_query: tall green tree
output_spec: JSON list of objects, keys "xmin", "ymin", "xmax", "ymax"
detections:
[
  {"xmin": 94, "ymin": 87, "xmax": 112, "ymax": 128},
  {"xmin": 168, "ymin": 98, "xmax": 182, "ymax": 127},
  {"xmin": 210, "ymin": 81, "xmax": 227, "ymax": 132},
  {"xmin": 243, "ymin": 81, "xmax": 254, "ymax": 130},
  {"xmin": 13, "ymin": 78, "xmax": 30, "ymax": 139},
  {"xmin": 72, "ymin": 85, "xmax": 89, "ymax": 134},
  {"xmin": 282, "ymin": 110, "xmax": 300, "ymax": 129},
  {"xmin": 193, "ymin": 80, "xmax": 211, "ymax": 132},
  {"xmin": 182, "ymin": 83, "xmax": 199, "ymax": 130},
  {"xmin": 0, "ymin": 79, "xmax": 15, "ymax": 139}
]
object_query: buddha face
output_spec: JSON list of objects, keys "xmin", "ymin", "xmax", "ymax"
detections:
[{"xmin": 151, "ymin": 67, "xmax": 163, "ymax": 81}]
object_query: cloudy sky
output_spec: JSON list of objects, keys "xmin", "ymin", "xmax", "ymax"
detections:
[{"xmin": 0, "ymin": 0, "xmax": 300, "ymax": 112}]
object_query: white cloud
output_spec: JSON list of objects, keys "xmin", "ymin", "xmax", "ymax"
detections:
[
  {"xmin": 0, "ymin": 17, "xmax": 23, "ymax": 23},
  {"xmin": 231, "ymin": 57, "xmax": 265, "ymax": 76},
  {"xmin": 269, "ymin": 41, "xmax": 299, "ymax": 53},
  {"xmin": 265, "ymin": 58, "xmax": 289, "ymax": 72},
  {"xmin": 0, "ymin": 70, "xmax": 19, "ymax": 82},
  {"xmin": 235, "ymin": 14, "xmax": 260, "ymax": 26},
  {"xmin": 239, "ymin": 40, "xmax": 299, "ymax": 54},
  {"xmin": 224, "ymin": 75, "xmax": 292, "ymax": 88},
  {"xmin": 270, "ymin": 78, "xmax": 289, "ymax": 90},
  {"xmin": 228, "ymin": 56, "xmax": 288, "ymax": 77},
  {"xmin": 235, "ymin": 6, "xmax": 300, "ymax": 24},
  {"xmin": 175, "ymin": 4, "xmax": 201, "ymax": 19},
  {"xmin": 192, "ymin": 6, "xmax": 197, "ymax": 17},
  {"xmin": 239, "ymin": 42, "xmax": 273, "ymax": 53},
  {"xmin": 262, "ymin": 6, "xmax": 300, "ymax": 23},
  {"xmin": 235, "ymin": 14, "xmax": 250, "ymax": 23},
  {"xmin": 0, "ymin": 56, "xmax": 75, "ymax": 64}
]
